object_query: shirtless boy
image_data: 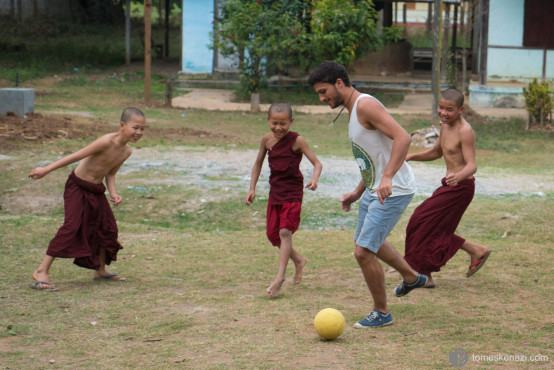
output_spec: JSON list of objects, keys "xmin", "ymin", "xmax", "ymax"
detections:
[
  {"xmin": 246, "ymin": 103, "xmax": 322, "ymax": 298},
  {"xmin": 403, "ymin": 89, "xmax": 490, "ymax": 287},
  {"xmin": 29, "ymin": 107, "xmax": 146, "ymax": 291}
]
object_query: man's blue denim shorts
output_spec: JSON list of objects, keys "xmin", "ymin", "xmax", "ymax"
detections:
[{"xmin": 354, "ymin": 191, "xmax": 414, "ymax": 253}]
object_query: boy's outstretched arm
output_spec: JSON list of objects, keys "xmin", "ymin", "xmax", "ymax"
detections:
[
  {"xmin": 406, "ymin": 134, "xmax": 443, "ymax": 162},
  {"xmin": 29, "ymin": 136, "xmax": 110, "ymax": 179},
  {"xmin": 245, "ymin": 139, "xmax": 268, "ymax": 205},
  {"xmin": 294, "ymin": 136, "xmax": 322, "ymax": 191}
]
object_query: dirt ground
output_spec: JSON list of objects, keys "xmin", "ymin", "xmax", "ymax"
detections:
[
  {"xmin": 0, "ymin": 112, "xmax": 232, "ymax": 151},
  {"xmin": 0, "ymin": 113, "xmax": 111, "ymax": 150}
]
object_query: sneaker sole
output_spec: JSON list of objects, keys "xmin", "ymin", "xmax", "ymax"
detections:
[{"xmin": 353, "ymin": 321, "xmax": 394, "ymax": 328}]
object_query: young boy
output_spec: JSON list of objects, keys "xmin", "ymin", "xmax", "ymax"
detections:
[
  {"xmin": 29, "ymin": 107, "xmax": 146, "ymax": 291},
  {"xmin": 403, "ymin": 89, "xmax": 490, "ymax": 287},
  {"xmin": 245, "ymin": 103, "xmax": 322, "ymax": 298}
]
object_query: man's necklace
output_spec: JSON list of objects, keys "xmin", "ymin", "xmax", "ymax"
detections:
[{"xmin": 330, "ymin": 89, "xmax": 355, "ymax": 127}]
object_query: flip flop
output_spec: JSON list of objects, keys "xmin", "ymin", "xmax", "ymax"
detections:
[
  {"xmin": 466, "ymin": 250, "xmax": 491, "ymax": 277},
  {"xmin": 423, "ymin": 282, "xmax": 436, "ymax": 289},
  {"xmin": 30, "ymin": 281, "xmax": 59, "ymax": 292},
  {"xmin": 93, "ymin": 273, "xmax": 126, "ymax": 281}
]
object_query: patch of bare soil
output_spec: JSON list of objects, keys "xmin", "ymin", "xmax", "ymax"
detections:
[
  {"xmin": 463, "ymin": 105, "xmax": 489, "ymax": 124},
  {"xmin": 0, "ymin": 113, "xmax": 233, "ymax": 151},
  {"xmin": 0, "ymin": 113, "xmax": 113, "ymax": 150}
]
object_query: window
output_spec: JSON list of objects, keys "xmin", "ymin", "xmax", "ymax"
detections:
[{"xmin": 523, "ymin": 0, "xmax": 554, "ymax": 48}]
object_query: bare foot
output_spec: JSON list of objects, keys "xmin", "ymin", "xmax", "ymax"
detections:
[
  {"xmin": 424, "ymin": 273, "xmax": 436, "ymax": 288},
  {"xmin": 466, "ymin": 249, "xmax": 491, "ymax": 277},
  {"xmin": 32, "ymin": 270, "xmax": 57, "ymax": 290},
  {"xmin": 266, "ymin": 277, "xmax": 285, "ymax": 298},
  {"xmin": 293, "ymin": 257, "xmax": 307, "ymax": 284},
  {"xmin": 469, "ymin": 247, "xmax": 490, "ymax": 265}
]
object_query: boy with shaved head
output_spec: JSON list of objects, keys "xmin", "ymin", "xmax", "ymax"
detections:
[
  {"xmin": 29, "ymin": 107, "xmax": 146, "ymax": 291},
  {"xmin": 246, "ymin": 103, "xmax": 322, "ymax": 298},
  {"xmin": 403, "ymin": 89, "xmax": 491, "ymax": 287}
]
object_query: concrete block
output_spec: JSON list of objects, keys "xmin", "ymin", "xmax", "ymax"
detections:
[
  {"xmin": 468, "ymin": 85, "xmax": 525, "ymax": 109},
  {"xmin": 0, "ymin": 88, "xmax": 35, "ymax": 116}
]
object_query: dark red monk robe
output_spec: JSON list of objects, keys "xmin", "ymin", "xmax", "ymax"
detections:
[
  {"xmin": 46, "ymin": 171, "xmax": 122, "ymax": 270},
  {"xmin": 268, "ymin": 131, "xmax": 304, "ymax": 204},
  {"xmin": 404, "ymin": 177, "xmax": 475, "ymax": 275}
]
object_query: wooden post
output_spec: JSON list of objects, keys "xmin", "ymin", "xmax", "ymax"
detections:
[
  {"xmin": 542, "ymin": 48, "xmax": 547, "ymax": 82},
  {"xmin": 165, "ymin": 0, "xmax": 170, "ymax": 58},
  {"xmin": 478, "ymin": 0, "xmax": 489, "ymax": 85},
  {"xmin": 441, "ymin": 3, "xmax": 450, "ymax": 80},
  {"xmin": 145, "ymin": 0, "xmax": 152, "ymax": 105},
  {"xmin": 16, "ymin": 0, "xmax": 21, "ymax": 21},
  {"xmin": 426, "ymin": 2, "xmax": 432, "ymax": 35},
  {"xmin": 126, "ymin": 0, "xmax": 131, "ymax": 65},
  {"xmin": 432, "ymin": 0, "xmax": 443, "ymax": 127},
  {"xmin": 451, "ymin": 4, "xmax": 458, "ymax": 67},
  {"xmin": 165, "ymin": 80, "xmax": 173, "ymax": 106},
  {"xmin": 213, "ymin": 0, "xmax": 219, "ymax": 74}
]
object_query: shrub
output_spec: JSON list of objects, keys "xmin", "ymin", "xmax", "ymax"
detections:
[{"xmin": 522, "ymin": 78, "xmax": 553, "ymax": 128}]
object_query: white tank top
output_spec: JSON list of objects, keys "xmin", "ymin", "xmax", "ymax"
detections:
[{"xmin": 349, "ymin": 94, "xmax": 416, "ymax": 197}]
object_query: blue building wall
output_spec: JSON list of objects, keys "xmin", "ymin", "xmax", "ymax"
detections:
[
  {"xmin": 487, "ymin": 0, "xmax": 552, "ymax": 81},
  {"xmin": 181, "ymin": 0, "xmax": 214, "ymax": 73}
]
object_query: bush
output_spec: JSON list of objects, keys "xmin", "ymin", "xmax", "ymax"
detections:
[{"xmin": 522, "ymin": 78, "xmax": 553, "ymax": 128}]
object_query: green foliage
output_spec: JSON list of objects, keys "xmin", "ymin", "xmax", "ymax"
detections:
[
  {"xmin": 522, "ymin": 78, "xmax": 553, "ymax": 126},
  {"xmin": 213, "ymin": 0, "xmax": 382, "ymax": 95},
  {"xmin": 310, "ymin": 0, "xmax": 380, "ymax": 66},
  {"xmin": 127, "ymin": 1, "xmax": 182, "ymax": 27},
  {"xmin": 382, "ymin": 25, "xmax": 406, "ymax": 45},
  {"xmin": 213, "ymin": 0, "xmax": 309, "ymax": 95},
  {"xmin": 446, "ymin": 59, "xmax": 458, "ymax": 88},
  {"xmin": 406, "ymin": 26, "xmax": 471, "ymax": 49}
]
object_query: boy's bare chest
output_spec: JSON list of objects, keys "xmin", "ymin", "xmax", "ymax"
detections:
[
  {"xmin": 440, "ymin": 128, "xmax": 462, "ymax": 156},
  {"xmin": 89, "ymin": 146, "xmax": 130, "ymax": 169}
]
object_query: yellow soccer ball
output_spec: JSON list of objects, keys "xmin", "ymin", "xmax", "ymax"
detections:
[{"xmin": 314, "ymin": 308, "xmax": 345, "ymax": 340}]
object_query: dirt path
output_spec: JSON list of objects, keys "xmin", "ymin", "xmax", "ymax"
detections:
[
  {"xmin": 171, "ymin": 88, "xmax": 528, "ymax": 119},
  {"xmin": 120, "ymin": 146, "xmax": 552, "ymax": 198}
]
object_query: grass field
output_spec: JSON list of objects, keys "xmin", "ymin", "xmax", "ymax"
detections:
[{"xmin": 1, "ymin": 72, "xmax": 553, "ymax": 369}]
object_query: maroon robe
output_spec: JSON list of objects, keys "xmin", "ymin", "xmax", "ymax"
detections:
[
  {"xmin": 46, "ymin": 171, "xmax": 122, "ymax": 270},
  {"xmin": 268, "ymin": 131, "xmax": 304, "ymax": 204},
  {"xmin": 404, "ymin": 177, "xmax": 475, "ymax": 275}
]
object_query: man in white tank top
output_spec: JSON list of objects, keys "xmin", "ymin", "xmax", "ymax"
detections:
[{"xmin": 309, "ymin": 61, "xmax": 428, "ymax": 328}]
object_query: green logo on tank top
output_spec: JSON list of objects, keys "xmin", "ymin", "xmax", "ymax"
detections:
[{"xmin": 351, "ymin": 141, "xmax": 375, "ymax": 189}]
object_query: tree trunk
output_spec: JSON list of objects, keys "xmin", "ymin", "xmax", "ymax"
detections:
[
  {"xmin": 145, "ymin": 0, "xmax": 152, "ymax": 105},
  {"xmin": 125, "ymin": 0, "xmax": 131, "ymax": 65},
  {"xmin": 250, "ymin": 93, "xmax": 260, "ymax": 113},
  {"xmin": 431, "ymin": 0, "xmax": 443, "ymax": 127}
]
